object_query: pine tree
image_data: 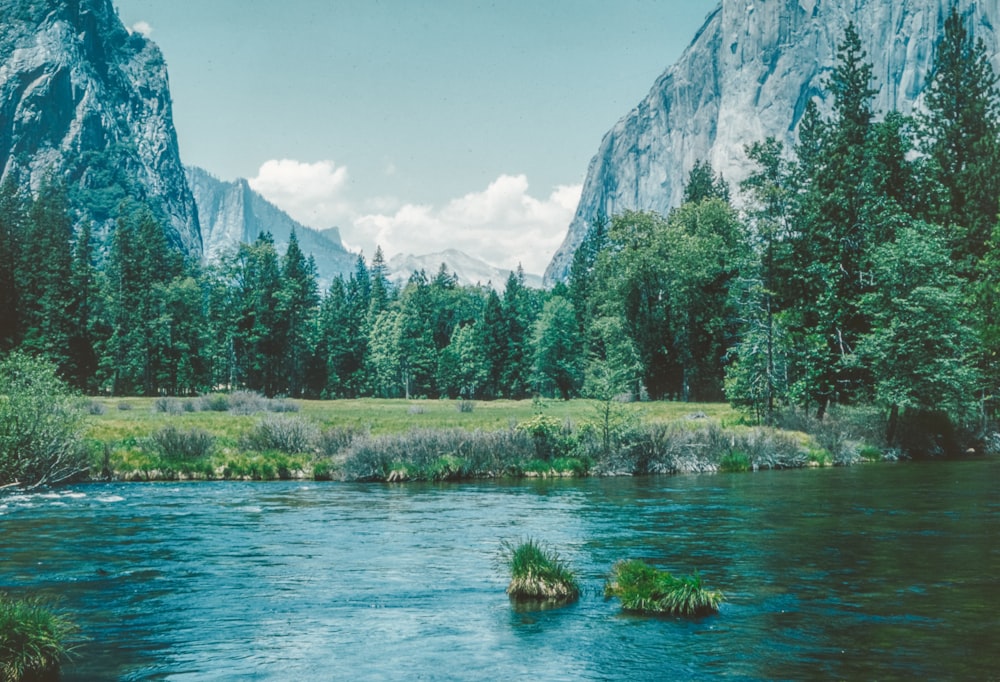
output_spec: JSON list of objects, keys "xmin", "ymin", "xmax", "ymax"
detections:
[
  {"xmin": 19, "ymin": 181, "xmax": 76, "ymax": 376},
  {"xmin": 0, "ymin": 178, "xmax": 25, "ymax": 351},
  {"xmin": 278, "ymin": 229, "xmax": 320, "ymax": 396},
  {"xmin": 922, "ymin": 3, "xmax": 1000, "ymax": 271}
]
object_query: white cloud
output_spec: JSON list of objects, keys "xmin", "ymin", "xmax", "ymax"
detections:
[
  {"xmin": 129, "ymin": 21, "xmax": 153, "ymax": 37},
  {"xmin": 353, "ymin": 175, "xmax": 580, "ymax": 275},
  {"xmin": 249, "ymin": 159, "xmax": 351, "ymax": 229},
  {"xmin": 248, "ymin": 159, "xmax": 580, "ymax": 276}
]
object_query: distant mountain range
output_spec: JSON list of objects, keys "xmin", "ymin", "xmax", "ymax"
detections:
[
  {"xmin": 387, "ymin": 249, "xmax": 543, "ymax": 289},
  {"xmin": 188, "ymin": 167, "xmax": 536, "ymax": 289}
]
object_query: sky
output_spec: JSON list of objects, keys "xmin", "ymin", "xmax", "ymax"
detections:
[{"xmin": 113, "ymin": 0, "xmax": 719, "ymax": 274}]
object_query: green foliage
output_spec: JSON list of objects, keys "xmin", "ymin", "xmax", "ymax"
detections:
[
  {"xmin": 605, "ymin": 560, "xmax": 724, "ymax": 616},
  {"xmin": 499, "ymin": 539, "xmax": 580, "ymax": 604},
  {"xmin": 0, "ymin": 594, "xmax": 78, "ymax": 682},
  {"xmin": 515, "ymin": 414, "xmax": 574, "ymax": 461},
  {"xmin": 719, "ymin": 451, "xmax": 751, "ymax": 473},
  {"xmin": 240, "ymin": 415, "xmax": 320, "ymax": 455},
  {"xmin": 530, "ymin": 295, "xmax": 582, "ymax": 399},
  {"xmin": 150, "ymin": 426, "xmax": 215, "ymax": 463},
  {"xmin": 0, "ymin": 353, "xmax": 87, "ymax": 488}
]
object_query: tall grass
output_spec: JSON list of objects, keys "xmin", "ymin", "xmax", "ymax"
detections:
[
  {"xmin": 605, "ymin": 560, "xmax": 724, "ymax": 616},
  {"xmin": 499, "ymin": 539, "xmax": 580, "ymax": 604},
  {"xmin": 0, "ymin": 595, "xmax": 77, "ymax": 681}
]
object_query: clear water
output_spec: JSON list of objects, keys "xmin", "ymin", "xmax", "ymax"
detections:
[{"xmin": 1, "ymin": 460, "xmax": 997, "ymax": 680}]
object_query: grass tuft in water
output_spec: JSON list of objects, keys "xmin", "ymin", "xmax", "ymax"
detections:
[
  {"xmin": 604, "ymin": 559, "xmax": 723, "ymax": 616},
  {"xmin": 500, "ymin": 539, "xmax": 580, "ymax": 605},
  {"xmin": 0, "ymin": 594, "xmax": 78, "ymax": 681}
]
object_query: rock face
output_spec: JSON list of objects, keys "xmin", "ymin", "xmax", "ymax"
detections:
[
  {"xmin": 186, "ymin": 166, "xmax": 356, "ymax": 285},
  {"xmin": 545, "ymin": 0, "xmax": 1000, "ymax": 284},
  {"xmin": 0, "ymin": 0, "xmax": 200, "ymax": 254}
]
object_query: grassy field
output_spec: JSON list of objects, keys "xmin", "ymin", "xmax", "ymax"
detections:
[
  {"xmin": 79, "ymin": 395, "xmax": 877, "ymax": 483},
  {"xmin": 79, "ymin": 396, "xmax": 750, "ymax": 482},
  {"xmin": 84, "ymin": 397, "xmax": 738, "ymax": 443}
]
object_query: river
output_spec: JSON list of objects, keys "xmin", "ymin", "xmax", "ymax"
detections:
[{"xmin": 1, "ymin": 459, "xmax": 997, "ymax": 680}]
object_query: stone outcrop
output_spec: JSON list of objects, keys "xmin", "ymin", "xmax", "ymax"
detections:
[
  {"xmin": 0, "ymin": 0, "xmax": 200, "ymax": 254},
  {"xmin": 545, "ymin": 0, "xmax": 1000, "ymax": 284}
]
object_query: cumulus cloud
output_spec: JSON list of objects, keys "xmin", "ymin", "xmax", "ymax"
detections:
[
  {"xmin": 249, "ymin": 159, "xmax": 580, "ymax": 276},
  {"xmin": 249, "ymin": 159, "xmax": 352, "ymax": 229},
  {"xmin": 129, "ymin": 21, "xmax": 153, "ymax": 37},
  {"xmin": 354, "ymin": 175, "xmax": 580, "ymax": 275}
]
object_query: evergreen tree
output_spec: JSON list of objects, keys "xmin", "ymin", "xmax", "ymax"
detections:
[
  {"xmin": 727, "ymin": 138, "xmax": 796, "ymax": 422},
  {"xmin": 787, "ymin": 23, "xmax": 881, "ymax": 417},
  {"xmin": 101, "ymin": 202, "xmax": 184, "ymax": 394},
  {"xmin": 501, "ymin": 266, "xmax": 536, "ymax": 398},
  {"xmin": 0, "ymin": 178, "xmax": 25, "ymax": 351},
  {"xmin": 278, "ymin": 230, "xmax": 320, "ymax": 396},
  {"xmin": 228, "ymin": 233, "xmax": 284, "ymax": 395},
  {"xmin": 66, "ymin": 222, "xmax": 100, "ymax": 391},
  {"xmin": 480, "ymin": 288, "xmax": 507, "ymax": 399},
  {"xmin": 19, "ymin": 182, "xmax": 76, "ymax": 376},
  {"xmin": 683, "ymin": 159, "xmax": 730, "ymax": 205},
  {"xmin": 921, "ymin": 3, "xmax": 1000, "ymax": 270},
  {"xmin": 531, "ymin": 295, "xmax": 581, "ymax": 399}
]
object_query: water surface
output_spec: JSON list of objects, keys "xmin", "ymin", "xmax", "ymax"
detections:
[{"xmin": 1, "ymin": 460, "xmax": 997, "ymax": 680}]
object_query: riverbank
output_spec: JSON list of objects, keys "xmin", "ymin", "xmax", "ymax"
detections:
[{"xmin": 78, "ymin": 396, "xmax": 900, "ymax": 483}]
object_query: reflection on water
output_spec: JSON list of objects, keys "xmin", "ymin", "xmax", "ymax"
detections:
[{"xmin": 1, "ymin": 459, "xmax": 998, "ymax": 680}]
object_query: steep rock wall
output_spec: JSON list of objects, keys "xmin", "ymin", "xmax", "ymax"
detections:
[{"xmin": 545, "ymin": 0, "xmax": 999, "ymax": 284}]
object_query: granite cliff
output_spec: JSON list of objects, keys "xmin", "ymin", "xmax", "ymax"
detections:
[
  {"xmin": 545, "ymin": 0, "xmax": 1000, "ymax": 284},
  {"xmin": 0, "ymin": 0, "xmax": 200, "ymax": 254}
]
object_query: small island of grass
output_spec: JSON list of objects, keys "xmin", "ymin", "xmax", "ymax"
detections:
[
  {"xmin": 604, "ymin": 559, "xmax": 724, "ymax": 616},
  {"xmin": 500, "ymin": 539, "xmax": 580, "ymax": 606},
  {"xmin": 0, "ymin": 594, "xmax": 77, "ymax": 682}
]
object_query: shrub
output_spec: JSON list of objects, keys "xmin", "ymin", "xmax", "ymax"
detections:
[
  {"xmin": 199, "ymin": 393, "xmax": 230, "ymax": 412},
  {"xmin": 515, "ymin": 414, "xmax": 574, "ymax": 461},
  {"xmin": 150, "ymin": 426, "xmax": 215, "ymax": 462},
  {"xmin": 339, "ymin": 428, "xmax": 535, "ymax": 482},
  {"xmin": 457, "ymin": 399, "xmax": 475, "ymax": 413},
  {"xmin": 267, "ymin": 397, "xmax": 299, "ymax": 413},
  {"xmin": 153, "ymin": 397, "xmax": 183, "ymax": 415},
  {"xmin": 0, "ymin": 594, "xmax": 78, "ymax": 681},
  {"xmin": 719, "ymin": 451, "xmax": 751, "ymax": 473},
  {"xmin": 605, "ymin": 560, "xmax": 724, "ymax": 616},
  {"xmin": 318, "ymin": 426, "xmax": 363, "ymax": 457},
  {"xmin": 85, "ymin": 400, "xmax": 106, "ymax": 415},
  {"xmin": 0, "ymin": 353, "xmax": 88, "ymax": 489},
  {"xmin": 228, "ymin": 390, "xmax": 267, "ymax": 416},
  {"xmin": 240, "ymin": 415, "xmax": 320, "ymax": 454},
  {"xmin": 500, "ymin": 539, "xmax": 579, "ymax": 605}
]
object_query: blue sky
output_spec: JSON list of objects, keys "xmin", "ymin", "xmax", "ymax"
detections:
[{"xmin": 113, "ymin": 0, "xmax": 719, "ymax": 272}]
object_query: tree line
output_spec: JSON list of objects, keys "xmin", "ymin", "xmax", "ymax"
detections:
[{"xmin": 0, "ymin": 11, "xmax": 998, "ymax": 437}]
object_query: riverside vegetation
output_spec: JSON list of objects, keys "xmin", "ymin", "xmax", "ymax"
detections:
[
  {"xmin": 0, "ymin": 594, "xmax": 78, "ymax": 682},
  {"xmin": 77, "ymin": 393, "xmax": 898, "ymax": 484}
]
